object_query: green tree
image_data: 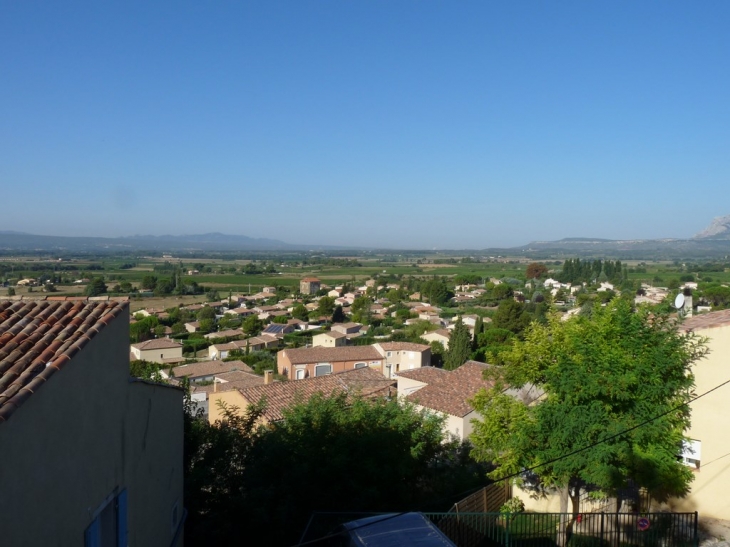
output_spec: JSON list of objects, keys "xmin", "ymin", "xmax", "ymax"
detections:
[
  {"xmin": 444, "ymin": 317, "xmax": 471, "ymax": 370},
  {"xmin": 197, "ymin": 306, "xmax": 216, "ymax": 321},
  {"xmin": 154, "ymin": 277, "xmax": 174, "ymax": 296},
  {"xmin": 350, "ymin": 296, "xmax": 372, "ymax": 324},
  {"xmin": 492, "ymin": 299, "xmax": 531, "ymax": 336},
  {"xmin": 84, "ymin": 277, "xmax": 108, "ymax": 297},
  {"xmin": 7, "ymin": 287, "xmax": 15, "ymax": 296},
  {"xmin": 292, "ymin": 303, "xmax": 309, "ymax": 321},
  {"xmin": 317, "ymin": 296, "xmax": 336, "ymax": 317},
  {"xmin": 470, "ymin": 300, "xmax": 707, "ymax": 543},
  {"xmin": 242, "ymin": 315, "xmax": 264, "ymax": 336},
  {"xmin": 183, "ymin": 393, "xmax": 488, "ymax": 545},
  {"xmin": 141, "ymin": 275, "xmax": 157, "ymax": 290},
  {"xmin": 198, "ymin": 318, "xmax": 215, "ymax": 334},
  {"xmin": 331, "ymin": 304, "xmax": 346, "ymax": 323}
]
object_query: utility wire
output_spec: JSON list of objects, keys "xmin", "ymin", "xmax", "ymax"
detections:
[
  {"xmin": 484, "ymin": 375, "xmax": 730, "ymax": 487},
  {"xmin": 294, "ymin": 375, "xmax": 730, "ymax": 546}
]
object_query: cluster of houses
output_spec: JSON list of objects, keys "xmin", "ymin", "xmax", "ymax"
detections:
[
  {"xmin": 3, "ymin": 260, "xmax": 730, "ymax": 546},
  {"xmin": 122, "ymin": 272, "xmax": 730, "ymax": 525}
]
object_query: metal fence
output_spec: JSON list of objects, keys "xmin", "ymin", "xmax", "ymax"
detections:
[
  {"xmin": 299, "ymin": 511, "xmax": 699, "ymax": 547},
  {"xmin": 426, "ymin": 511, "xmax": 699, "ymax": 547}
]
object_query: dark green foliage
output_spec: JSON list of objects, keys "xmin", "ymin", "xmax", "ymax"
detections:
[
  {"xmin": 492, "ymin": 299, "xmax": 531, "ymax": 336},
  {"xmin": 184, "ymin": 393, "xmax": 489, "ymax": 546},
  {"xmin": 317, "ymin": 295, "xmax": 336, "ymax": 316},
  {"xmin": 420, "ymin": 276, "xmax": 454, "ymax": 305},
  {"xmin": 471, "ymin": 299, "xmax": 707, "ymax": 518},
  {"xmin": 242, "ymin": 315, "xmax": 264, "ymax": 336},
  {"xmin": 292, "ymin": 303, "xmax": 309, "ymax": 321},
  {"xmin": 331, "ymin": 304, "xmax": 346, "ymax": 323},
  {"xmin": 701, "ymin": 284, "xmax": 730, "ymax": 308},
  {"xmin": 84, "ymin": 276, "xmax": 107, "ymax": 296},
  {"xmin": 140, "ymin": 275, "xmax": 157, "ymax": 290},
  {"xmin": 197, "ymin": 306, "xmax": 216, "ymax": 321},
  {"xmin": 129, "ymin": 315, "xmax": 158, "ymax": 343},
  {"xmin": 350, "ymin": 296, "xmax": 372, "ymax": 324},
  {"xmin": 154, "ymin": 277, "xmax": 174, "ymax": 296},
  {"xmin": 129, "ymin": 359, "xmax": 163, "ymax": 380},
  {"xmin": 444, "ymin": 317, "xmax": 471, "ymax": 370},
  {"xmin": 429, "ymin": 340, "xmax": 445, "ymax": 368}
]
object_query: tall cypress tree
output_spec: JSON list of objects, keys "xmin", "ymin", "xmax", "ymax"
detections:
[{"xmin": 445, "ymin": 317, "xmax": 471, "ymax": 370}]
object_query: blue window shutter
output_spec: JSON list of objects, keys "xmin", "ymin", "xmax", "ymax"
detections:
[
  {"xmin": 84, "ymin": 517, "xmax": 100, "ymax": 547},
  {"xmin": 117, "ymin": 489, "xmax": 128, "ymax": 547}
]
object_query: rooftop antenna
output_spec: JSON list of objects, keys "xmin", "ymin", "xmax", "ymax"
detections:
[{"xmin": 673, "ymin": 293, "xmax": 686, "ymax": 317}]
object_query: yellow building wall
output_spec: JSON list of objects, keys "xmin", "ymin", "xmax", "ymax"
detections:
[
  {"xmin": 138, "ymin": 345, "xmax": 183, "ymax": 364},
  {"xmin": 208, "ymin": 390, "xmax": 249, "ymax": 424},
  {"xmin": 668, "ymin": 323, "xmax": 730, "ymax": 520}
]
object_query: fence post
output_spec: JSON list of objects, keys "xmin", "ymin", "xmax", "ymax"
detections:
[
  {"xmin": 694, "ymin": 512, "xmax": 699, "ymax": 547},
  {"xmin": 483, "ymin": 487, "xmax": 488, "ymax": 512},
  {"xmin": 600, "ymin": 512, "xmax": 605, "ymax": 545},
  {"xmin": 505, "ymin": 513, "xmax": 510, "ymax": 547}
]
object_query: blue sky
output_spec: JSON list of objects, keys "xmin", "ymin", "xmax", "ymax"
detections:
[{"xmin": 1, "ymin": 1, "xmax": 728, "ymax": 249}]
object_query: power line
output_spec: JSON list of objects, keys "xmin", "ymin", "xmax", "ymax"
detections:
[
  {"xmin": 486, "ymin": 375, "xmax": 730, "ymax": 486},
  {"xmin": 700, "ymin": 450, "xmax": 730, "ymax": 469},
  {"xmin": 293, "ymin": 376, "xmax": 730, "ymax": 546}
]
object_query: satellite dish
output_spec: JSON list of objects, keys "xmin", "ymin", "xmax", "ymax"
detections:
[{"xmin": 674, "ymin": 293, "xmax": 685, "ymax": 310}]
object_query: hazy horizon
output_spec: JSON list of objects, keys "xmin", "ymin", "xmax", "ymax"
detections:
[{"xmin": 2, "ymin": 2, "xmax": 729, "ymax": 248}]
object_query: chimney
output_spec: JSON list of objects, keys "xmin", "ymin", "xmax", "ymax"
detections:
[
  {"xmin": 683, "ymin": 288, "xmax": 693, "ymax": 318},
  {"xmin": 214, "ymin": 379, "xmax": 218, "ymax": 393},
  {"xmin": 264, "ymin": 370, "xmax": 273, "ymax": 385}
]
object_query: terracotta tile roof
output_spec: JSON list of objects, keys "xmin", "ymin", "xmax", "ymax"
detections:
[
  {"xmin": 204, "ymin": 328, "xmax": 244, "ymax": 339},
  {"xmin": 332, "ymin": 322, "xmax": 362, "ymax": 331},
  {"xmin": 282, "ymin": 345, "xmax": 383, "ymax": 365},
  {"xmin": 301, "ymin": 277, "xmax": 320, "ymax": 282},
  {"xmin": 239, "ymin": 367, "xmax": 395, "ymax": 422},
  {"xmin": 131, "ymin": 338, "xmax": 183, "ymax": 350},
  {"xmin": 377, "ymin": 342, "xmax": 430, "ymax": 352},
  {"xmin": 405, "ymin": 361, "xmax": 494, "ymax": 418},
  {"xmin": 396, "ymin": 366, "xmax": 449, "ymax": 384},
  {"xmin": 0, "ymin": 299, "xmax": 127, "ymax": 423},
  {"xmin": 189, "ymin": 370, "xmax": 264, "ymax": 395},
  {"xmin": 678, "ymin": 309, "xmax": 730, "ymax": 332},
  {"xmin": 321, "ymin": 331, "xmax": 347, "ymax": 339},
  {"xmin": 172, "ymin": 359, "xmax": 253, "ymax": 379}
]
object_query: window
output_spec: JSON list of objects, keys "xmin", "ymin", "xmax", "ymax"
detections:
[
  {"xmin": 314, "ymin": 364, "xmax": 332, "ymax": 377},
  {"xmin": 387, "ymin": 351, "xmax": 392, "ymax": 357},
  {"xmin": 296, "ymin": 369, "xmax": 305, "ymax": 380},
  {"xmin": 85, "ymin": 489, "xmax": 127, "ymax": 547},
  {"xmin": 680, "ymin": 439, "xmax": 701, "ymax": 469},
  {"xmin": 354, "ymin": 362, "xmax": 367, "ymax": 369}
]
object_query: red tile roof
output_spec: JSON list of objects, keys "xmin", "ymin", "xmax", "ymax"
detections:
[
  {"xmin": 396, "ymin": 366, "xmax": 449, "ymax": 384},
  {"xmin": 281, "ymin": 345, "xmax": 383, "ymax": 365},
  {"xmin": 377, "ymin": 342, "xmax": 430, "ymax": 352},
  {"xmin": 678, "ymin": 309, "xmax": 730, "ymax": 332},
  {"xmin": 404, "ymin": 361, "xmax": 494, "ymax": 418},
  {"xmin": 172, "ymin": 359, "xmax": 253, "ymax": 379},
  {"xmin": 0, "ymin": 299, "xmax": 127, "ymax": 423},
  {"xmin": 131, "ymin": 338, "xmax": 183, "ymax": 350},
  {"xmin": 239, "ymin": 367, "xmax": 395, "ymax": 422},
  {"xmin": 188, "ymin": 370, "xmax": 264, "ymax": 395}
]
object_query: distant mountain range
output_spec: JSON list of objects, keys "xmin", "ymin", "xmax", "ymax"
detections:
[
  {"xmin": 508, "ymin": 216, "xmax": 730, "ymax": 259},
  {"xmin": 2, "ymin": 216, "xmax": 730, "ymax": 257},
  {"xmin": 0, "ymin": 232, "xmax": 342, "ymax": 253}
]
